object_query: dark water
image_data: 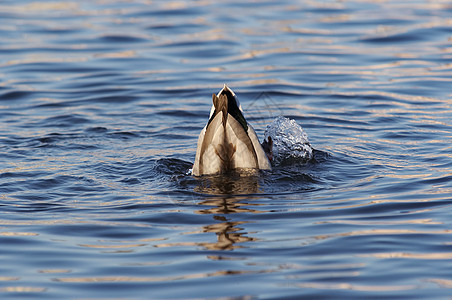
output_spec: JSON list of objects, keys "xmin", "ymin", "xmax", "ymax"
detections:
[{"xmin": 1, "ymin": 0, "xmax": 452, "ymax": 299}]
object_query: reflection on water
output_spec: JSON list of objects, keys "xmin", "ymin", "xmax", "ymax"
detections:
[
  {"xmin": 196, "ymin": 196, "xmax": 262, "ymax": 250},
  {"xmin": 1, "ymin": 0, "xmax": 452, "ymax": 299},
  {"xmin": 198, "ymin": 217, "xmax": 255, "ymax": 251},
  {"xmin": 192, "ymin": 171, "xmax": 268, "ymax": 249},
  {"xmin": 194, "ymin": 170, "xmax": 262, "ymax": 195}
]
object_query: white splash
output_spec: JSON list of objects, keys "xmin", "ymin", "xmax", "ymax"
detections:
[{"xmin": 264, "ymin": 116, "xmax": 313, "ymax": 164}]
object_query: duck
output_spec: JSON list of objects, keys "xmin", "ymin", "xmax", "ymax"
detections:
[{"xmin": 192, "ymin": 85, "xmax": 272, "ymax": 176}]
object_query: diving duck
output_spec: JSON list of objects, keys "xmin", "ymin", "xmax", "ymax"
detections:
[{"xmin": 192, "ymin": 85, "xmax": 272, "ymax": 176}]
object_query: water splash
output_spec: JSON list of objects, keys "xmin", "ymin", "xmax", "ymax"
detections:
[{"xmin": 264, "ymin": 116, "xmax": 313, "ymax": 164}]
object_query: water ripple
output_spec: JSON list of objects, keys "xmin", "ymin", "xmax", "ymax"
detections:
[{"xmin": 1, "ymin": 0, "xmax": 452, "ymax": 299}]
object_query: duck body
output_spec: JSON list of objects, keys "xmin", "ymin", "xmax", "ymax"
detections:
[{"xmin": 192, "ymin": 85, "xmax": 271, "ymax": 176}]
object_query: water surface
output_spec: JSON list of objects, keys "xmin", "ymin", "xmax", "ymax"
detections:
[{"xmin": 1, "ymin": 0, "xmax": 452, "ymax": 299}]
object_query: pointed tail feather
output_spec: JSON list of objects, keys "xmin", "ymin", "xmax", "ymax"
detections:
[{"xmin": 212, "ymin": 93, "xmax": 228, "ymax": 128}]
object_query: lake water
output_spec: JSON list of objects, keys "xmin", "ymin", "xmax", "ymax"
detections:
[{"xmin": 1, "ymin": 0, "xmax": 452, "ymax": 299}]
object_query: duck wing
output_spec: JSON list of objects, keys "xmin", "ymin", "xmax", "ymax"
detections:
[{"xmin": 247, "ymin": 123, "xmax": 272, "ymax": 170}]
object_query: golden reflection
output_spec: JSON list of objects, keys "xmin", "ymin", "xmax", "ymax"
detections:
[
  {"xmin": 241, "ymin": 47, "xmax": 290, "ymax": 59},
  {"xmin": 159, "ymin": 28, "xmax": 226, "ymax": 45},
  {"xmin": 94, "ymin": 50, "xmax": 136, "ymax": 58},
  {"xmin": 317, "ymin": 218, "xmax": 441, "ymax": 226},
  {"xmin": 0, "ymin": 218, "xmax": 153, "ymax": 228},
  {"xmin": 0, "ymin": 232, "xmax": 38, "ymax": 236},
  {"xmin": 38, "ymin": 269, "xmax": 71, "ymax": 274},
  {"xmin": 361, "ymin": 252, "xmax": 452, "ymax": 260},
  {"xmin": 120, "ymin": 262, "xmax": 167, "ymax": 267},
  {"xmin": 72, "ymin": 238, "xmax": 166, "ymax": 254},
  {"xmin": 2, "ymin": 2, "xmax": 79, "ymax": 12},
  {"xmin": 319, "ymin": 14, "xmax": 351, "ymax": 23},
  {"xmin": 0, "ymin": 287, "xmax": 47, "ymax": 292},
  {"xmin": 162, "ymin": 1, "xmax": 188, "ymax": 10},
  {"xmin": 0, "ymin": 277, "xmax": 19, "ymax": 281},
  {"xmin": 428, "ymin": 278, "xmax": 452, "ymax": 288},
  {"xmin": 315, "ymin": 229, "xmax": 452, "ymax": 241},
  {"xmin": 3, "ymin": 56, "xmax": 88, "ymax": 67},
  {"xmin": 78, "ymin": 243, "xmax": 147, "ymax": 249},
  {"xmin": 394, "ymin": 53, "xmax": 418, "ymax": 59},
  {"xmin": 295, "ymin": 282, "xmax": 415, "ymax": 292},
  {"xmin": 154, "ymin": 241, "xmax": 198, "ymax": 248},
  {"xmin": 283, "ymin": 26, "xmax": 331, "ymax": 35},
  {"xmin": 53, "ymin": 270, "xmax": 254, "ymax": 283},
  {"xmin": 287, "ymin": 271, "xmax": 361, "ymax": 280}
]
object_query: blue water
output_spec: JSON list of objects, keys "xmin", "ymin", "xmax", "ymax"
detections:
[{"xmin": 1, "ymin": 0, "xmax": 452, "ymax": 299}]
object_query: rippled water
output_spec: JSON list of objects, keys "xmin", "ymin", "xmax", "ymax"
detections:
[{"xmin": 1, "ymin": 0, "xmax": 452, "ymax": 299}]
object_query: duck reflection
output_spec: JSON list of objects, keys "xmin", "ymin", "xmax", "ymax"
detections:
[
  {"xmin": 194, "ymin": 169, "xmax": 262, "ymax": 195},
  {"xmin": 193, "ymin": 171, "xmax": 267, "ymax": 251},
  {"xmin": 197, "ymin": 216, "xmax": 255, "ymax": 250}
]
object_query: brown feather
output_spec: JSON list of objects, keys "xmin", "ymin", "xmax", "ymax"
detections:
[{"xmin": 193, "ymin": 86, "xmax": 271, "ymax": 175}]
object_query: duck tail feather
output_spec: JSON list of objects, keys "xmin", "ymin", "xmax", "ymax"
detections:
[{"xmin": 213, "ymin": 93, "xmax": 228, "ymax": 128}]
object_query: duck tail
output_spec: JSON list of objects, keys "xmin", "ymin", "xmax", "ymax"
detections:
[
  {"xmin": 212, "ymin": 93, "xmax": 228, "ymax": 128},
  {"xmin": 211, "ymin": 93, "xmax": 235, "ymax": 171}
]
